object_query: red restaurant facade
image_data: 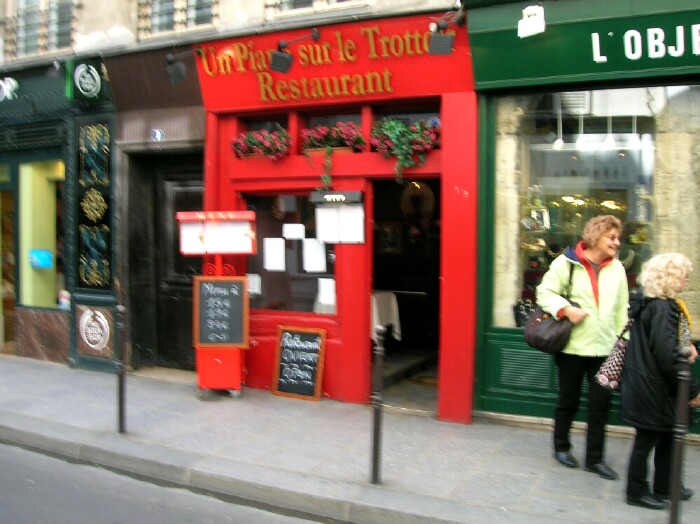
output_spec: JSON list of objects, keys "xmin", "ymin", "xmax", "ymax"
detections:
[{"xmin": 193, "ymin": 13, "xmax": 477, "ymax": 423}]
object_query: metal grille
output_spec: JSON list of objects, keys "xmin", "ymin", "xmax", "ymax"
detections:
[
  {"xmin": 0, "ymin": 121, "xmax": 68, "ymax": 151},
  {"xmin": 500, "ymin": 348, "xmax": 553, "ymax": 390}
]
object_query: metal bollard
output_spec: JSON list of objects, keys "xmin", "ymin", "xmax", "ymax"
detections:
[
  {"xmin": 371, "ymin": 325, "xmax": 386, "ymax": 485},
  {"xmin": 669, "ymin": 358, "xmax": 691, "ymax": 524},
  {"xmin": 116, "ymin": 305, "xmax": 127, "ymax": 434}
]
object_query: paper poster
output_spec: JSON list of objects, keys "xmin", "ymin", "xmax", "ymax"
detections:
[
  {"xmin": 303, "ymin": 239, "xmax": 327, "ymax": 273},
  {"xmin": 263, "ymin": 238, "xmax": 286, "ymax": 271}
]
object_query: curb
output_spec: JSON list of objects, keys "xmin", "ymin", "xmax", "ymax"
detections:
[{"xmin": 0, "ymin": 409, "xmax": 519, "ymax": 524}]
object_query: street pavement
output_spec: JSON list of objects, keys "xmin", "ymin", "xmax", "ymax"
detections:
[{"xmin": 1, "ymin": 354, "xmax": 700, "ymax": 523}]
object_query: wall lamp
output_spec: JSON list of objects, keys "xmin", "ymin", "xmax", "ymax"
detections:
[
  {"xmin": 165, "ymin": 49, "xmax": 193, "ymax": 85},
  {"xmin": 428, "ymin": 8, "xmax": 465, "ymax": 55},
  {"xmin": 46, "ymin": 60, "xmax": 62, "ymax": 79},
  {"xmin": 270, "ymin": 28, "xmax": 320, "ymax": 74},
  {"xmin": 517, "ymin": 4, "xmax": 546, "ymax": 38}
]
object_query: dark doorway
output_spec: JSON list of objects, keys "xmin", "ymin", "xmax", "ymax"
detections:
[
  {"xmin": 372, "ymin": 179, "xmax": 440, "ymax": 412},
  {"xmin": 128, "ymin": 153, "xmax": 203, "ymax": 370}
]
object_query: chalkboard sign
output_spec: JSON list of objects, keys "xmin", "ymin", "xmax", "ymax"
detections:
[
  {"xmin": 273, "ymin": 326, "xmax": 326, "ymax": 400},
  {"xmin": 193, "ymin": 276, "xmax": 249, "ymax": 348}
]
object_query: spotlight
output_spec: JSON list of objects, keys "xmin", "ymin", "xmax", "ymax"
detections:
[
  {"xmin": 166, "ymin": 51, "xmax": 190, "ymax": 85},
  {"xmin": 269, "ymin": 28, "xmax": 320, "ymax": 74},
  {"xmin": 429, "ymin": 20, "xmax": 454, "ymax": 55},
  {"xmin": 46, "ymin": 60, "xmax": 62, "ymax": 79},
  {"xmin": 517, "ymin": 5, "xmax": 546, "ymax": 38},
  {"xmin": 428, "ymin": 8, "xmax": 465, "ymax": 55}
]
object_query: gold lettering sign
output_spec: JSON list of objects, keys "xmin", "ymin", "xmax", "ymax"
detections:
[{"xmin": 196, "ymin": 21, "xmax": 450, "ymax": 105}]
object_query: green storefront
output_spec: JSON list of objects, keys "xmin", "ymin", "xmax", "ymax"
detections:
[
  {"xmin": 0, "ymin": 58, "xmax": 119, "ymax": 373},
  {"xmin": 468, "ymin": 0, "xmax": 700, "ymax": 427}
]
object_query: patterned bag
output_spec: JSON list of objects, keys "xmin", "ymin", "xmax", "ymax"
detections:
[{"xmin": 596, "ymin": 319, "xmax": 634, "ymax": 390}]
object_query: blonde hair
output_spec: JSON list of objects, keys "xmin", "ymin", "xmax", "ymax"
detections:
[
  {"xmin": 638, "ymin": 252, "xmax": 693, "ymax": 299},
  {"xmin": 582, "ymin": 215, "xmax": 622, "ymax": 248}
]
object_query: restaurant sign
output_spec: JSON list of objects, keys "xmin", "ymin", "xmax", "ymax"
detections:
[{"xmin": 194, "ymin": 13, "xmax": 473, "ymax": 112}]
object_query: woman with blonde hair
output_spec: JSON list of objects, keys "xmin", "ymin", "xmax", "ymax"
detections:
[
  {"xmin": 537, "ymin": 215, "xmax": 629, "ymax": 480},
  {"xmin": 621, "ymin": 252, "xmax": 699, "ymax": 510}
]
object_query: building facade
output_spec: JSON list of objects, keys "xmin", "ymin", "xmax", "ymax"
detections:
[
  {"xmin": 192, "ymin": 11, "xmax": 478, "ymax": 421},
  {"xmin": 8, "ymin": 0, "xmax": 698, "ymax": 427},
  {"xmin": 468, "ymin": 0, "xmax": 700, "ymax": 429}
]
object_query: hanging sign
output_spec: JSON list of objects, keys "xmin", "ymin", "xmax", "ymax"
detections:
[{"xmin": 176, "ymin": 211, "xmax": 257, "ymax": 255}]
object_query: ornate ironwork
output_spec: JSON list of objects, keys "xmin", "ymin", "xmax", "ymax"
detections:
[
  {"xmin": 80, "ymin": 188, "xmax": 108, "ymax": 222},
  {"xmin": 77, "ymin": 123, "xmax": 112, "ymax": 290},
  {"xmin": 79, "ymin": 124, "xmax": 110, "ymax": 187}
]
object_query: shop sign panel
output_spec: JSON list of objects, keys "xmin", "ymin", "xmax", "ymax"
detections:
[
  {"xmin": 470, "ymin": 5, "xmax": 700, "ymax": 89},
  {"xmin": 194, "ymin": 13, "xmax": 473, "ymax": 111}
]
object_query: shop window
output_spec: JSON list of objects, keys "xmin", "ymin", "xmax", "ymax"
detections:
[
  {"xmin": 0, "ymin": 166, "xmax": 16, "ymax": 348},
  {"xmin": 492, "ymin": 86, "xmax": 700, "ymax": 339},
  {"xmin": 305, "ymin": 114, "xmax": 360, "ymax": 128},
  {"xmin": 47, "ymin": 0, "xmax": 73, "ymax": 49},
  {"xmin": 269, "ymin": 0, "xmax": 368, "ymax": 18},
  {"xmin": 245, "ymin": 194, "xmax": 336, "ymax": 313},
  {"xmin": 138, "ymin": 0, "xmax": 216, "ymax": 38},
  {"xmin": 246, "ymin": 118, "xmax": 287, "ymax": 132},
  {"xmin": 17, "ymin": 0, "xmax": 41, "ymax": 56},
  {"xmin": 18, "ymin": 160, "xmax": 65, "ymax": 309},
  {"xmin": 7, "ymin": 0, "xmax": 73, "ymax": 58},
  {"xmin": 279, "ymin": 0, "xmax": 354, "ymax": 9}
]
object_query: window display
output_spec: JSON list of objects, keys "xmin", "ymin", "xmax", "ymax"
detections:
[
  {"xmin": 493, "ymin": 86, "xmax": 699, "ymax": 338},
  {"xmin": 246, "ymin": 194, "xmax": 336, "ymax": 313}
]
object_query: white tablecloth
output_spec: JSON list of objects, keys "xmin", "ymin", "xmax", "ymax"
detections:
[{"xmin": 371, "ymin": 291, "xmax": 401, "ymax": 342}]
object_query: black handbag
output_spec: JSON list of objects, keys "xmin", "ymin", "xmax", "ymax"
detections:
[{"xmin": 523, "ymin": 263, "xmax": 576, "ymax": 354}]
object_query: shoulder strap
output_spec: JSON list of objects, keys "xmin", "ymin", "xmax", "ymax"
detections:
[{"xmin": 563, "ymin": 262, "xmax": 574, "ymax": 299}]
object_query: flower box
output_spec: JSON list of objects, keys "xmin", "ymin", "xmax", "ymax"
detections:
[
  {"xmin": 300, "ymin": 122, "xmax": 366, "ymax": 152},
  {"xmin": 231, "ymin": 125, "xmax": 291, "ymax": 161},
  {"xmin": 370, "ymin": 118, "xmax": 441, "ymax": 181}
]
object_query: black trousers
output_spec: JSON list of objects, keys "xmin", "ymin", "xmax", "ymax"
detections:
[
  {"xmin": 626, "ymin": 428, "xmax": 673, "ymax": 498},
  {"xmin": 553, "ymin": 352, "xmax": 612, "ymax": 465}
]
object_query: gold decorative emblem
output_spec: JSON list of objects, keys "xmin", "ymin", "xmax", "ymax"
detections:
[{"xmin": 81, "ymin": 188, "xmax": 108, "ymax": 222}]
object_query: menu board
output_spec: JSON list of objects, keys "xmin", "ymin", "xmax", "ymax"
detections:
[
  {"xmin": 193, "ymin": 276, "xmax": 249, "ymax": 348},
  {"xmin": 272, "ymin": 326, "xmax": 326, "ymax": 400}
]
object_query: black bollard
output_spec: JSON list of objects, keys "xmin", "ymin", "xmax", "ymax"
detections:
[
  {"xmin": 669, "ymin": 357, "xmax": 691, "ymax": 524},
  {"xmin": 116, "ymin": 305, "xmax": 127, "ymax": 434},
  {"xmin": 371, "ymin": 325, "xmax": 386, "ymax": 485}
]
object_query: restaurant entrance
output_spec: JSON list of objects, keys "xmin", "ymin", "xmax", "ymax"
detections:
[{"xmin": 372, "ymin": 179, "xmax": 440, "ymax": 413}]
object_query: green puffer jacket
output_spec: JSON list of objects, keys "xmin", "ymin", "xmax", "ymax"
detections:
[{"xmin": 536, "ymin": 244, "xmax": 629, "ymax": 357}]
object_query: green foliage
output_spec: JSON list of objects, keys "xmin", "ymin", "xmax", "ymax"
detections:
[{"xmin": 370, "ymin": 118, "xmax": 441, "ymax": 183}]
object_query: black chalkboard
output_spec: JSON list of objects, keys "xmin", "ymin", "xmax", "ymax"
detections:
[
  {"xmin": 193, "ymin": 276, "xmax": 249, "ymax": 348},
  {"xmin": 273, "ymin": 326, "xmax": 326, "ymax": 400}
]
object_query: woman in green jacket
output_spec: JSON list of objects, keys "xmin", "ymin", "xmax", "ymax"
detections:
[{"xmin": 537, "ymin": 215, "xmax": 629, "ymax": 480}]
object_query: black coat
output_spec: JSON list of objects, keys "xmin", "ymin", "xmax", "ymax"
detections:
[{"xmin": 620, "ymin": 296, "xmax": 699, "ymax": 431}]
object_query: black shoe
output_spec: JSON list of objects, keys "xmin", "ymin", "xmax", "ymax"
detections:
[
  {"xmin": 655, "ymin": 485, "xmax": 695, "ymax": 501},
  {"xmin": 585, "ymin": 462, "xmax": 619, "ymax": 480},
  {"xmin": 554, "ymin": 451, "xmax": 579, "ymax": 468},
  {"xmin": 627, "ymin": 494, "xmax": 669, "ymax": 510}
]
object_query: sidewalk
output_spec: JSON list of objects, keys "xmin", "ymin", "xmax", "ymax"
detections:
[{"xmin": 1, "ymin": 354, "xmax": 699, "ymax": 523}]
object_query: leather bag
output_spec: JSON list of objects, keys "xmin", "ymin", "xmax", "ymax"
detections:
[{"xmin": 523, "ymin": 263, "xmax": 576, "ymax": 354}]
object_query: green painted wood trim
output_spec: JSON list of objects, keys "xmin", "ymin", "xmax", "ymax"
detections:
[
  {"xmin": 468, "ymin": 0, "xmax": 700, "ymax": 89},
  {"xmin": 474, "ymin": 94, "xmax": 497, "ymax": 411}
]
